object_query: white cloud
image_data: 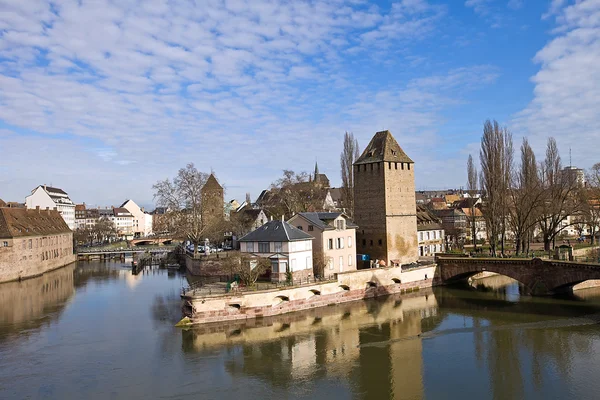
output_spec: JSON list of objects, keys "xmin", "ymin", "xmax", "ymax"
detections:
[
  {"xmin": 0, "ymin": 0, "xmax": 498, "ymax": 205},
  {"xmin": 513, "ymin": 0, "xmax": 600, "ymax": 167},
  {"xmin": 465, "ymin": 0, "xmax": 493, "ymax": 16},
  {"xmin": 507, "ymin": 0, "xmax": 524, "ymax": 10}
]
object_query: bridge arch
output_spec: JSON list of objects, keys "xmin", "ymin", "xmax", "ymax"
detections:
[{"xmin": 437, "ymin": 257, "xmax": 600, "ymax": 296}]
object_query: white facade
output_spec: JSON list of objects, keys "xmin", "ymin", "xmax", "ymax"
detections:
[
  {"xmin": 25, "ymin": 186, "xmax": 76, "ymax": 230},
  {"xmin": 417, "ymin": 228, "xmax": 445, "ymax": 257},
  {"xmin": 240, "ymin": 240, "xmax": 313, "ymax": 275},
  {"xmin": 112, "ymin": 208, "xmax": 134, "ymax": 238},
  {"xmin": 120, "ymin": 199, "xmax": 153, "ymax": 237}
]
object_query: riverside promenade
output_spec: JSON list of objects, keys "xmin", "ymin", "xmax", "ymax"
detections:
[{"xmin": 181, "ymin": 263, "xmax": 439, "ymax": 325}]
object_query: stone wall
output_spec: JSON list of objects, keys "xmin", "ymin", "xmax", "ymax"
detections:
[
  {"xmin": 354, "ymin": 160, "xmax": 418, "ymax": 266},
  {"xmin": 0, "ymin": 232, "xmax": 77, "ymax": 283},
  {"xmin": 183, "ymin": 264, "xmax": 439, "ymax": 324},
  {"xmin": 185, "ymin": 254, "xmax": 232, "ymax": 277}
]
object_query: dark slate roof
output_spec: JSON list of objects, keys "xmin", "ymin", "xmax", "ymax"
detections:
[
  {"xmin": 239, "ymin": 220, "xmax": 314, "ymax": 242},
  {"xmin": 202, "ymin": 174, "xmax": 223, "ymax": 191},
  {"xmin": 354, "ymin": 130, "xmax": 413, "ymax": 165},
  {"xmin": 41, "ymin": 186, "xmax": 68, "ymax": 195},
  {"xmin": 329, "ymin": 187, "xmax": 342, "ymax": 202},
  {"xmin": 295, "ymin": 212, "xmax": 358, "ymax": 230},
  {"xmin": 0, "ymin": 208, "xmax": 71, "ymax": 238}
]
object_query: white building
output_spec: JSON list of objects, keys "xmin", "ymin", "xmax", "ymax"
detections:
[
  {"xmin": 239, "ymin": 219, "xmax": 314, "ymax": 282},
  {"xmin": 112, "ymin": 207, "xmax": 134, "ymax": 239},
  {"xmin": 25, "ymin": 185, "xmax": 76, "ymax": 230},
  {"xmin": 120, "ymin": 199, "xmax": 153, "ymax": 237}
]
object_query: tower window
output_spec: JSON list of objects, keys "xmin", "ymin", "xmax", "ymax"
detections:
[
  {"xmin": 370, "ymin": 164, "xmax": 373, "ymax": 171},
  {"xmin": 408, "ymin": 163, "xmax": 411, "ymax": 170},
  {"xmin": 401, "ymin": 163, "xmax": 404, "ymax": 170},
  {"xmin": 370, "ymin": 240, "xmax": 373, "ymax": 246},
  {"xmin": 395, "ymin": 163, "xmax": 398, "ymax": 170},
  {"xmin": 362, "ymin": 239, "xmax": 366, "ymax": 246},
  {"xmin": 378, "ymin": 239, "xmax": 383, "ymax": 246},
  {"xmin": 388, "ymin": 162, "xmax": 391, "ymax": 169}
]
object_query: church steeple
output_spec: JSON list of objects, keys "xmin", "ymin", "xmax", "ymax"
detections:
[{"xmin": 314, "ymin": 161, "xmax": 320, "ymax": 182}]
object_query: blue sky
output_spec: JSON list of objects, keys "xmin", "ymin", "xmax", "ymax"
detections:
[{"xmin": 1, "ymin": 0, "xmax": 599, "ymax": 210}]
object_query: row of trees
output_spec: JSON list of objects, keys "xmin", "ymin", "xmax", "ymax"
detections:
[
  {"xmin": 74, "ymin": 218, "xmax": 118, "ymax": 245},
  {"xmin": 469, "ymin": 119, "xmax": 597, "ymax": 256}
]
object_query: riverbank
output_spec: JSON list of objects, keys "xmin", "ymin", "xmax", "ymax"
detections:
[{"xmin": 181, "ymin": 264, "xmax": 439, "ymax": 325}]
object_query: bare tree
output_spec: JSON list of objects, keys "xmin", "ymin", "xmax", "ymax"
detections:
[
  {"xmin": 466, "ymin": 154, "xmax": 479, "ymax": 250},
  {"xmin": 583, "ymin": 163, "xmax": 600, "ymax": 245},
  {"xmin": 340, "ymin": 131, "xmax": 360, "ymax": 217},
  {"xmin": 507, "ymin": 138, "xmax": 543, "ymax": 255},
  {"xmin": 224, "ymin": 253, "xmax": 271, "ymax": 286},
  {"xmin": 479, "ymin": 120, "xmax": 512, "ymax": 256},
  {"xmin": 265, "ymin": 170, "xmax": 329, "ymax": 217},
  {"xmin": 153, "ymin": 163, "xmax": 225, "ymax": 256},
  {"xmin": 537, "ymin": 138, "xmax": 580, "ymax": 251},
  {"xmin": 312, "ymin": 249, "xmax": 328, "ymax": 278},
  {"xmin": 93, "ymin": 217, "xmax": 118, "ymax": 243}
]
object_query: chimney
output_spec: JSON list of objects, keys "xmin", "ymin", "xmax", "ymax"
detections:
[
  {"xmin": 53, "ymin": 207, "xmax": 57, "ymax": 211},
  {"xmin": 36, "ymin": 206, "xmax": 40, "ymax": 213},
  {"xmin": 281, "ymin": 215, "xmax": 284, "ymax": 222},
  {"xmin": 46, "ymin": 207, "xmax": 49, "ymax": 211}
]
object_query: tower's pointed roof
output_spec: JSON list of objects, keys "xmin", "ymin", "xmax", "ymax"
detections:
[
  {"xmin": 354, "ymin": 130, "xmax": 413, "ymax": 165},
  {"xmin": 202, "ymin": 174, "xmax": 223, "ymax": 191}
]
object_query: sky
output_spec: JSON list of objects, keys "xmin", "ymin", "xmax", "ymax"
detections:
[{"xmin": 0, "ymin": 0, "xmax": 599, "ymax": 210}]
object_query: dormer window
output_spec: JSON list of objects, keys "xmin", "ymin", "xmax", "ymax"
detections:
[{"xmin": 392, "ymin": 150, "xmax": 397, "ymax": 156}]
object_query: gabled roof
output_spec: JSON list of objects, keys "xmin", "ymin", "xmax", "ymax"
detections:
[
  {"xmin": 0, "ymin": 208, "xmax": 71, "ymax": 238},
  {"xmin": 292, "ymin": 212, "xmax": 358, "ymax": 230},
  {"xmin": 354, "ymin": 130, "xmax": 413, "ymax": 165},
  {"xmin": 202, "ymin": 174, "xmax": 223, "ymax": 191},
  {"xmin": 239, "ymin": 219, "xmax": 314, "ymax": 242}
]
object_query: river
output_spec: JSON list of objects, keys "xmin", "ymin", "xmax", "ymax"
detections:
[{"xmin": 1, "ymin": 261, "xmax": 600, "ymax": 399}]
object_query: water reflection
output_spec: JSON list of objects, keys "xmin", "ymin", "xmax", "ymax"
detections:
[
  {"xmin": 2, "ymin": 261, "xmax": 600, "ymax": 399},
  {"xmin": 183, "ymin": 290, "xmax": 441, "ymax": 399},
  {"xmin": 0, "ymin": 264, "xmax": 76, "ymax": 341}
]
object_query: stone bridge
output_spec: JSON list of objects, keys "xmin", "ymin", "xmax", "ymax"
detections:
[
  {"xmin": 129, "ymin": 237, "xmax": 173, "ymax": 246},
  {"xmin": 437, "ymin": 256, "xmax": 600, "ymax": 295}
]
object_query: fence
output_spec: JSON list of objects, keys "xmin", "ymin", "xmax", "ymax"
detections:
[{"xmin": 182, "ymin": 274, "xmax": 338, "ymax": 297}]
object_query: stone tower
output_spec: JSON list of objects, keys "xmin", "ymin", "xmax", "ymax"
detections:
[
  {"xmin": 201, "ymin": 173, "xmax": 224, "ymax": 227},
  {"xmin": 353, "ymin": 130, "xmax": 418, "ymax": 266}
]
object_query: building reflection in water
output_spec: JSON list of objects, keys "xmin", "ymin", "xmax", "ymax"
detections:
[
  {"xmin": 182, "ymin": 289, "xmax": 441, "ymax": 399},
  {"xmin": 0, "ymin": 261, "xmax": 123, "ymax": 343},
  {"xmin": 0, "ymin": 263, "xmax": 76, "ymax": 341}
]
